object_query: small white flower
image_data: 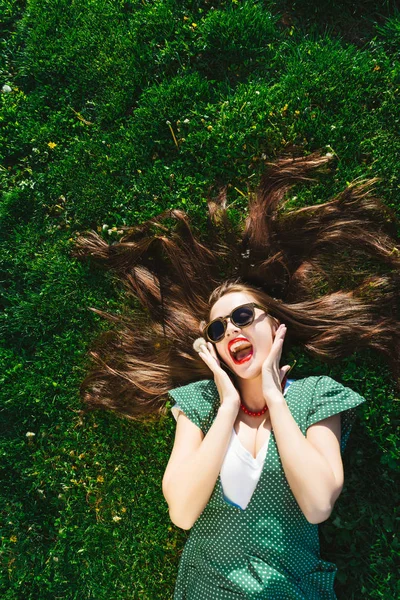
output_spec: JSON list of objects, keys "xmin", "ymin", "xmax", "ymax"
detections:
[
  {"xmin": 193, "ymin": 337, "xmax": 207, "ymax": 353},
  {"xmin": 183, "ymin": 118, "xmax": 190, "ymax": 124},
  {"xmin": 26, "ymin": 432, "xmax": 35, "ymax": 438},
  {"xmin": 255, "ymin": 91, "xmax": 260, "ymax": 95},
  {"xmin": 112, "ymin": 515, "xmax": 122, "ymax": 522},
  {"xmin": 261, "ymin": 153, "xmax": 267, "ymax": 160},
  {"xmin": 2, "ymin": 84, "xmax": 12, "ymax": 93},
  {"xmin": 326, "ymin": 152, "xmax": 333, "ymax": 158},
  {"xmin": 102, "ymin": 224, "xmax": 109, "ymax": 231}
]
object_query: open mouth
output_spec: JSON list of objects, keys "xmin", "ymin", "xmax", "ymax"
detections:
[{"xmin": 228, "ymin": 339, "xmax": 254, "ymax": 365}]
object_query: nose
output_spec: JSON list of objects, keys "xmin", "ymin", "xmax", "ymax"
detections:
[{"xmin": 225, "ymin": 319, "xmax": 240, "ymax": 338}]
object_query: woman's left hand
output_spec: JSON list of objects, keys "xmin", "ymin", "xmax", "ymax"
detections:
[{"xmin": 262, "ymin": 324, "xmax": 291, "ymax": 406}]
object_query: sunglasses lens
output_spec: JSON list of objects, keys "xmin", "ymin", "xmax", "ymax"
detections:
[
  {"xmin": 232, "ymin": 305, "xmax": 254, "ymax": 327},
  {"xmin": 207, "ymin": 320, "xmax": 225, "ymax": 342}
]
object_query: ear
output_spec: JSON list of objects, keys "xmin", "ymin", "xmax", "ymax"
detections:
[{"xmin": 199, "ymin": 320, "xmax": 206, "ymax": 335}]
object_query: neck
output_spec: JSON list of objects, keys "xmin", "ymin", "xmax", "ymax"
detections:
[{"xmin": 235, "ymin": 374, "xmax": 266, "ymax": 412}]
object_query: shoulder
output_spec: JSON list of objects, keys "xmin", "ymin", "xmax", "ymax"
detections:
[
  {"xmin": 168, "ymin": 378, "xmax": 219, "ymax": 405},
  {"xmin": 289, "ymin": 374, "xmax": 365, "ymax": 398},
  {"xmin": 168, "ymin": 379, "xmax": 220, "ymax": 435},
  {"xmin": 301, "ymin": 375, "xmax": 367, "ymax": 454},
  {"xmin": 308, "ymin": 374, "xmax": 366, "ymax": 404}
]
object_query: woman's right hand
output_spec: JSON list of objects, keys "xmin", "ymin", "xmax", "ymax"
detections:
[{"xmin": 198, "ymin": 341, "xmax": 241, "ymax": 413}]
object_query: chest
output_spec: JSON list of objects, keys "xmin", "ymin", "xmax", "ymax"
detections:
[{"xmin": 234, "ymin": 415, "xmax": 272, "ymax": 459}]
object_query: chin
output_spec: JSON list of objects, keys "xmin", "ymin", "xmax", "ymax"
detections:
[{"xmin": 232, "ymin": 361, "xmax": 262, "ymax": 380}]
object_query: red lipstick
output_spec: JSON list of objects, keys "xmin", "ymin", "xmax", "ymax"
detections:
[{"xmin": 228, "ymin": 337, "xmax": 254, "ymax": 365}]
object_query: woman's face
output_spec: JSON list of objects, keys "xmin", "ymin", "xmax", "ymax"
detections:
[{"xmin": 209, "ymin": 291, "xmax": 279, "ymax": 380}]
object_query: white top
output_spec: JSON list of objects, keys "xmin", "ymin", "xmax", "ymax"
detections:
[
  {"xmin": 220, "ymin": 427, "xmax": 270, "ymax": 509},
  {"xmin": 171, "ymin": 380, "xmax": 294, "ymax": 510}
]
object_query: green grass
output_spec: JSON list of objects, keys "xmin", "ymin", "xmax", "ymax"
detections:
[{"xmin": 1, "ymin": 0, "xmax": 399, "ymax": 598}]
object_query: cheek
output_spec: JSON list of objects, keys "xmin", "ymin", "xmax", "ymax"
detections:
[
  {"xmin": 253, "ymin": 330, "xmax": 274, "ymax": 357},
  {"xmin": 215, "ymin": 345, "xmax": 226, "ymax": 361},
  {"xmin": 215, "ymin": 345, "xmax": 232, "ymax": 366}
]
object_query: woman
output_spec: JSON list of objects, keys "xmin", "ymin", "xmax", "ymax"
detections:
[
  {"xmin": 72, "ymin": 151, "xmax": 400, "ymax": 598},
  {"xmin": 163, "ymin": 282, "xmax": 366, "ymax": 598}
]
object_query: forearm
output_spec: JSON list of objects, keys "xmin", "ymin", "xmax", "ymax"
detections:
[
  {"xmin": 268, "ymin": 393, "xmax": 338, "ymax": 524},
  {"xmin": 164, "ymin": 405, "xmax": 237, "ymax": 529}
]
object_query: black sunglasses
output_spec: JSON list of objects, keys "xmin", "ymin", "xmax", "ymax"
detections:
[{"xmin": 203, "ymin": 303, "xmax": 267, "ymax": 343}]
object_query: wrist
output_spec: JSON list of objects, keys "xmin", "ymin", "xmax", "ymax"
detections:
[
  {"xmin": 218, "ymin": 402, "xmax": 239, "ymax": 420},
  {"xmin": 263, "ymin": 390, "xmax": 285, "ymax": 406}
]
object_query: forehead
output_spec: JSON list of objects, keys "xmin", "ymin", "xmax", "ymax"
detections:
[{"xmin": 210, "ymin": 292, "xmax": 256, "ymax": 320}]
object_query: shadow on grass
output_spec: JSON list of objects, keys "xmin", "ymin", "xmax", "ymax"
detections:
[{"xmin": 279, "ymin": 0, "xmax": 399, "ymax": 45}]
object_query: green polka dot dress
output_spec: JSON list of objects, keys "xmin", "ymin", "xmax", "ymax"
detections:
[{"xmin": 168, "ymin": 375, "xmax": 366, "ymax": 599}]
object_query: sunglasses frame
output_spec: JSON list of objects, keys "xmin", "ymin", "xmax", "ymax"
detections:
[{"xmin": 203, "ymin": 302, "xmax": 267, "ymax": 343}]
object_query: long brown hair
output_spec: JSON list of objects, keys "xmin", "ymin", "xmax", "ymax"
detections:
[{"xmin": 71, "ymin": 151, "xmax": 400, "ymax": 419}]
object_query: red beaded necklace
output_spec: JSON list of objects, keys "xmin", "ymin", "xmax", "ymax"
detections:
[{"xmin": 240, "ymin": 403, "xmax": 269, "ymax": 417}]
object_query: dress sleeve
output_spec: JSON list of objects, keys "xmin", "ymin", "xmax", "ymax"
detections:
[
  {"xmin": 168, "ymin": 379, "xmax": 220, "ymax": 435},
  {"xmin": 306, "ymin": 375, "xmax": 366, "ymax": 454}
]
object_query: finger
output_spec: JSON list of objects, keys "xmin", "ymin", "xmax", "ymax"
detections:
[
  {"xmin": 198, "ymin": 350, "xmax": 218, "ymax": 372},
  {"xmin": 279, "ymin": 364, "xmax": 291, "ymax": 382},
  {"xmin": 195, "ymin": 339, "xmax": 212, "ymax": 355},
  {"xmin": 276, "ymin": 324, "xmax": 287, "ymax": 341},
  {"xmin": 206, "ymin": 342, "xmax": 221, "ymax": 364},
  {"xmin": 272, "ymin": 324, "xmax": 286, "ymax": 346},
  {"xmin": 264, "ymin": 325, "xmax": 286, "ymax": 367},
  {"xmin": 274, "ymin": 324, "xmax": 287, "ymax": 354},
  {"xmin": 198, "ymin": 343, "xmax": 222, "ymax": 369},
  {"xmin": 193, "ymin": 337, "xmax": 208, "ymax": 354}
]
